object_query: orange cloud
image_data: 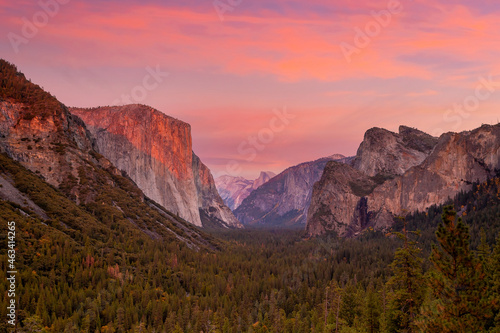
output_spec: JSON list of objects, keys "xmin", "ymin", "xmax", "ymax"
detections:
[{"xmin": 3, "ymin": 0, "xmax": 500, "ymax": 177}]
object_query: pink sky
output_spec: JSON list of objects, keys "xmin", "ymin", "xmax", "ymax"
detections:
[{"xmin": 2, "ymin": 0, "xmax": 500, "ymax": 178}]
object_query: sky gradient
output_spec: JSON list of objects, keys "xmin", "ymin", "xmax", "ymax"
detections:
[{"xmin": 2, "ymin": 0, "xmax": 500, "ymax": 178}]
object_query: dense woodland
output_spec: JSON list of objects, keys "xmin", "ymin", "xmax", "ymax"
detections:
[
  {"xmin": 0, "ymin": 60, "xmax": 64, "ymax": 121},
  {"xmin": 1, "ymin": 59, "xmax": 500, "ymax": 332},
  {"xmin": 0, "ymin": 149, "xmax": 499, "ymax": 332}
]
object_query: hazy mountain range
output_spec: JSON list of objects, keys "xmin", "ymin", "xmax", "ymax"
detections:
[
  {"xmin": 215, "ymin": 171, "xmax": 276, "ymax": 210},
  {"xmin": 1, "ymin": 58, "xmax": 499, "ymax": 238},
  {"xmin": 233, "ymin": 154, "xmax": 348, "ymax": 228}
]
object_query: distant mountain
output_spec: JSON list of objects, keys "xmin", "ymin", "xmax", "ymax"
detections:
[
  {"xmin": 70, "ymin": 105, "xmax": 241, "ymax": 229},
  {"xmin": 234, "ymin": 154, "xmax": 347, "ymax": 228},
  {"xmin": 306, "ymin": 125, "xmax": 500, "ymax": 237},
  {"xmin": 0, "ymin": 59, "xmax": 218, "ymax": 249},
  {"xmin": 215, "ymin": 171, "xmax": 276, "ymax": 210}
]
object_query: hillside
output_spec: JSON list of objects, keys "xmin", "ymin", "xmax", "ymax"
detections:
[
  {"xmin": 307, "ymin": 125, "xmax": 500, "ymax": 237},
  {"xmin": 234, "ymin": 155, "xmax": 346, "ymax": 228},
  {"xmin": 0, "ymin": 59, "xmax": 219, "ymax": 249}
]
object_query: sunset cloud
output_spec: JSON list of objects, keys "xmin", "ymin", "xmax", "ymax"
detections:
[{"xmin": 2, "ymin": 0, "xmax": 500, "ymax": 177}]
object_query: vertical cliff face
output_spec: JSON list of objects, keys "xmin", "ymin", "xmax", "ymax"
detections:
[
  {"xmin": 234, "ymin": 155, "xmax": 346, "ymax": 227},
  {"xmin": 306, "ymin": 161, "xmax": 375, "ymax": 236},
  {"xmin": 306, "ymin": 124, "xmax": 500, "ymax": 237},
  {"xmin": 367, "ymin": 125, "xmax": 500, "ymax": 222},
  {"xmin": 192, "ymin": 153, "xmax": 243, "ymax": 228},
  {"xmin": 70, "ymin": 105, "xmax": 241, "ymax": 228}
]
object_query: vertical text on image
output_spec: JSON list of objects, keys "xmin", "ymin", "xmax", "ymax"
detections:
[{"xmin": 6, "ymin": 221, "xmax": 17, "ymax": 326}]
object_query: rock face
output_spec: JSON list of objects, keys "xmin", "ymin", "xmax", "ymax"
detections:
[
  {"xmin": 0, "ymin": 99, "xmax": 95, "ymax": 193},
  {"xmin": 306, "ymin": 162, "xmax": 377, "ymax": 237},
  {"xmin": 70, "ymin": 105, "xmax": 241, "ymax": 228},
  {"xmin": 306, "ymin": 125, "xmax": 500, "ymax": 237},
  {"xmin": 234, "ymin": 154, "xmax": 346, "ymax": 227},
  {"xmin": 252, "ymin": 171, "xmax": 276, "ymax": 190},
  {"xmin": 193, "ymin": 154, "xmax": 243, "ymax": 228},
  {"xmin": 0, "ymin": 59, "xmax": 224, "ymax": 248},
  {"xmin": 215, "ymin": 171, "xmax": 276, "ymax": 210},
  {"xmin": 352, "ymin": 126, "xmax": 438, "ymax": 177}
]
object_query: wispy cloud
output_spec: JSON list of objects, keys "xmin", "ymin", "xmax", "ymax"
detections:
[{"xmin": 2, "ymin": 0, "xmax": 500, "ymax": 177}]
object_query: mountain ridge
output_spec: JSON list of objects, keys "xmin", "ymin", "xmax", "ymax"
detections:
[
  {"xmin": 70, "ymin": 105, "xmax": 242, "ymax": 228},
  {"xmin": 0, "ymin": 59, "xmax": 219, "ymax": 248},
  {"xmin": 215, "ymin": 171, "xmax": 276, "ymax": 210},
  {"xmin": 234, "ymin": 154, "xmax": 347, "ymax": 227},
  {"xmin": 306, "ymin": 124, "xmax": 500, "ymax": 237}
]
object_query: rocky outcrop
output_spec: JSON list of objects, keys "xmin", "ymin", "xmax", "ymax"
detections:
[
  {"xmin": 0, "ymin": 59, "xmax": 231, "ymax": 250},
  {"xmin": 306, "ymin": 162, "xmax": 376, "ymax": 236},
  {"xmin": 70, "ymin": 105, "xmax": 241, "ymax": 228},
  {"xmin": 352, "ymin": 126, "xmax": 438, "ymax": 177},
  {"xmin": 235, "ymin": 154, "xmax": 346, "ymax": 227},
  {"xmin": 306, "ymin": 125, "xmax": 500, "ymax": 237},
  {"xmin": 0, "ymin": 99, "xmax": 95, "ymax": 193},
  {"xmin": 215, "ymin": 171, "xmax": 276, "ymax": 210},
  {"xmin": 252, "ymin": 171, "xmax": 276, "ymax": 190},
  {"xmin": 367, "ymin": 126, "xmax": 500, "ymax": 223},
  {"xmin": 193, "ymin": 154, "xmax": 243, "ymax": 228}
]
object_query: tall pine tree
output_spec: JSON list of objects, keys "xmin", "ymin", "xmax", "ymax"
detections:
[
  {"xmin": 387, "ymin": 216, "xmax": 425, "ymax": 333},
  {"xmin": 418, "ymin": 206, "xmax": 494, "ymax": 332},
  {"xmin": 490, "ymin": 233, "xmax": 500, "ymax": 331}
]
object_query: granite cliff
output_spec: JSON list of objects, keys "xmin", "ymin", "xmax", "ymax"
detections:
[
  {"xmin": 352, "ymin": 126, "xmax": 438, "ymax": 177},
  {"xmin": 70, "ymin": 105, "xmax": 241, "ymax": 228},
  {"xmin": 0, "ymin": 59, "xmax": 219, "ymax": 248},
  {"xmin": 306, "ymin": 125, "xmax": 500, "ymax": 236}
]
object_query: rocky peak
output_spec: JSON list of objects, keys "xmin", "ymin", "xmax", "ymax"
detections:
[
  {"xmin": 306, "ymin": 124, "xmax": 500, "ymax": 237},
  {"xmin": 234, "ymin": 155, "xmax": 346, "ymax": 227},
  {"xmin": 70, "ymin": 105, "xmax": 241, "ymax": 228},
  {"xmin": 215, "ymin": 171, "xmax": 276, "ymax": 211},
  {"xmin": 398, "ymin": 125, "xmax": 439, "ymax": 154},
  {"xmin": 352, "ymin": 126, "xmax": 438, "ymax": 177},
  {"xmin": 253, "ymin": 171, "xmax": 276, "ymax": 190},
  {"xmin": 0, "ymin": 59, "xmax": 96, "ymax": 190}
]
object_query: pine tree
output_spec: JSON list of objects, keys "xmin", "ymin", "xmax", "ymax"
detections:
[
  {"xmin": 387, "ymin": 216, "xmax": 425, "ymax": 333},
  {"xmin": 19, "ymin": 315, "xmax": 44, "ymax": 332},
  {"xmin": 364, "ymin": 285, "xmax": 381, "ymax": 333},
  {"xmin": 490, "ymin": 233, "xmax": 500, "ymax": 331},
  {"xmin": 418, "ymin": 206, "xmax": 494, "ymax": 332},
  {"xmin": 340, "ymin": 283, "xmax": 358, "ymax": 327}
]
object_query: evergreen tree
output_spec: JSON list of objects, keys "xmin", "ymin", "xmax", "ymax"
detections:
[
  {"xmin": 340, "ymin": 283, "xmax": 359, "ymax": 327},
  {"xmin": 418, "ymin": 206, "xmax": 494, "ymax": 332},
  {"xmin": 490, "ymin": 233, "xmax": 500, "ymax": 331},
  {"xmin": 387, "ymin": 217, "xmax": 425, "ymax": 333},
  {"xmin": 19, "ymin": 315, "xmax": 45, "ymax": 332},
  {"xmin": 364, "ymin": 285, "xmax": 381, "ymax": 333}
]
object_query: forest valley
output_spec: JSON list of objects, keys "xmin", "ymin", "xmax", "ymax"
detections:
[{"xmin": 0, "ymin": 146, "xmax": 499, "ymax": 333}]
